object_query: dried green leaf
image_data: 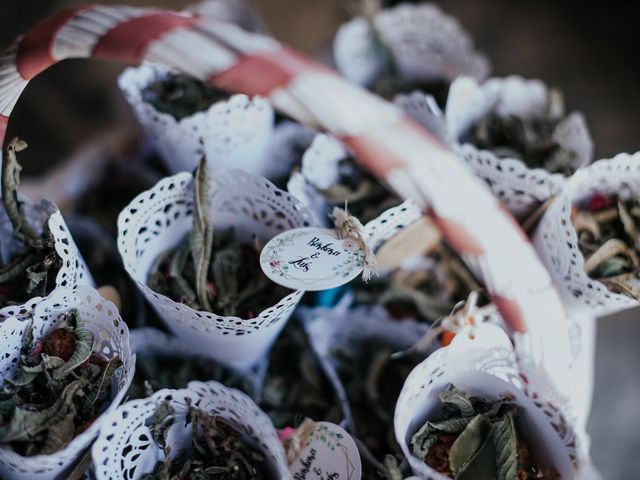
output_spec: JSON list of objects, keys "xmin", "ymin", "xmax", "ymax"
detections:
[
  {"xmin": 41, "ymin": 353, "xmax": 65, "ymax": 370},
  {"xmin": 455, "ymin": 434, "xmax": 497, "ymax": 480},
  {"xmin": 38, "ymin": 408, "xmax": 77, "ymax": 455},
  {"xmin": 169, "ymin": 239, "xmax": 197, "ymax": 306},
  {"xmin": 0, "ymin": 252, "xmax": 43, "ymax": 286},
  {"xmin": 190, "ymin": 157, "xmax": 214, "ymax": 312},
  {"xmin": 1, "ymin": 139, "xmax": 43, "ymax": 247},
  {"xmin": 490, "ymin": 410, "xmax": 518, "ymax": 480},
  {"xmin": 449, "ymin": 414, "xmax": 492, "ymax": 476},
  {"xmin": 146, "ymin": 401, "xmax": 175, "ymax": 450},
  {"xmin": 4, "ymin": 360, "xmax": 42, "ymax": 389},
  {"xmin": 210, "ymin": 241, "xmax": 243, "ymax": 316},
  {"xmin": 90, "ymin": 356, "xmax": 122, "ymax": 406},
  {"xmin": 52, "ymin": 325, "xmax": 94, "ymax": 379},
  {"xmin": 440, "ymin": 387, "xmax": 475, "ymax": 417},
  {"xmin": 411, "ymin": 416, "xmax": 472, "ymax": 461},
  {"xmin": 25, "ymin": 264, "xmax": 47, "ymax": 294},
  {"xmin": 0, "ymin": 378, "xmax": 87, "ymax": 443}
]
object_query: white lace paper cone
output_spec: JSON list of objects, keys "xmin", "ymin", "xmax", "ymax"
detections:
[
  {"xmin": 394, "ymin": 324, "xmax": 595, "ymax": 479},
  {"xmin": 0, "ymin": 286, "xmax": 134, "ymax": 480},
  {"xmin": 118, "ymin": 64, "xmax": 277, "ymax": 177},
  {"xmin": 117, "ymin": 169, "xmax": 313, "ymax": 371},
  {"xmin": 532, "ymin": 153, "xmax": 640, "ymax": 314},
  {"xmin": 0, "ymin": 197, "xmax": 92, "ymax": 320},
  {"xmin": 92, "ymin": 380, "xmax": 289, "ymax": 480},
  {"xmin": 443, "ymin": 75, "xmax": 594, "ymax": 219},
  {"xmin": 334, "ymin": 3, "xmax": 489, "ymax": 88}
]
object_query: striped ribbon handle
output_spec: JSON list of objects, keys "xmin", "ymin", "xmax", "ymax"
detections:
[{"xmin": 0, "ymin": 5, "xmax": 574, "ymax": 400}]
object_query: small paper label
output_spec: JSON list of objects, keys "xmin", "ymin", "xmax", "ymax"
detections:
[
  {"xmin": 260, "ymin": 228, "xmax": 365, "ymax": 291},
  {"xmin": 288, "ymin": 422, "xmax": 362, "ymax": 480}
]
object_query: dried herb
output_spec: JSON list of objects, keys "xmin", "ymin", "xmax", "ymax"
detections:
[
  {"xmin": 142, "ymin": 72, "xmax": 228, "ymax": 121},
  {"xmin": 261, "ymin": 322, "xmax": 340, "ymax": 429},
  {"xmin": 572, "ymin": 192, "xmax": 640, "ymax": 299},
  {"xmin": 317, "ymin": 156, "xmax": 401, "ymax": 224},
  {"xmin": 0, "ymin": 139, "xmax": 62, "ymax": 306},
  {"xmin": 0, "ymin": 309, "xmax": 121, "ymax": 456},
  {"xmin": 331, "ymin": 339, "xmax": 421, "ymax": 475},
  {"xmin": 410, "ymin": 385, "xmax": 560, "ymax": 479},
  {"xmin": 147, "ymin": 158, "xmax": 291, "ymax": 316},
  {"xmin": 463, "ymin": 89, "xmax": 574, "ymax": 174},
  {"xmin": 142, "ymin": 402, "xmax": 272, "ymax": 479},
  {"xmin": 128, "ymin": 353, "xmax": 254, "ymax": 400},
  {"xmin": 353, "ymin": 246, "xmax": 481, "ymax": 324}
]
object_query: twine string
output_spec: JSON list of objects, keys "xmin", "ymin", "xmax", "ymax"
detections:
[{"xmin": 331, "ymin": 205, "xmax": 378, "ymax": 281}]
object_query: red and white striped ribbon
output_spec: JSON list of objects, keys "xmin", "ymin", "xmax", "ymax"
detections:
[{"xmin": 0, "ymin": 5, "xmax": 574, "ymax": 400}]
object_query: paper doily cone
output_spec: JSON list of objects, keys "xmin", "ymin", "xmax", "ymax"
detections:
[
  {"xmin": 119, "ymin": 64, "xmax": 276, "ymax": 177},
  {"xmin": 394, "ymin": 324, "xmax": 597, "ymax": 479},
  {"xmin": 91, "ymin": 380, "xmax": 289, "ymax": 480},
  {"xmin": 533, "ymin": 153, "xmax": 640, "ymax": 314},
  {"xmin": 117, "ymin": 169, "xmax": 313, "ymax": 370},
  {"xmin": 0, "ymin": 286, "xmax": 134, "ymax": 480},
  {"xmin": 444, "ymin": 75, "xmax": 593, "ymax": 219},
  {"xmin": 333, "ymin": 2, "xmax": 489, "ymax": 88}
]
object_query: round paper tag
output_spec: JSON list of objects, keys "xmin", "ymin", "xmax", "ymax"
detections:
[
  {"xmin": 260, "ymin": 228, "xmax": 365, "ymax": 291},
  {"xmin": 288, "ymin": 422, "xmax": 362, "ymax": 480}
]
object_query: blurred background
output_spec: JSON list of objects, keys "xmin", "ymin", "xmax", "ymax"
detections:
[{"xmin": 0, "ymin": 0, "xmax": 638, "ymax": 477}]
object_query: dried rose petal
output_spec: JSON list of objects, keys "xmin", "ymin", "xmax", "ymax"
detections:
[
  {"xmin": 587, "ymin": 192, "xmax": 613, "ymax": 212},
  {"xmin": 42, "ymin": 328, "xmax": 76, "ymax": 361}
]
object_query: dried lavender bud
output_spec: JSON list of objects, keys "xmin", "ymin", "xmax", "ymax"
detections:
[
  {"xmin": 572, "ymin": 193, "xmax": 640, "ymax": 300},
  {"xmin": 143, "ymin": 403, "xmax": 272, "ymax": 479},
  {"xmin": 0, "ymin": 139, "xmax": 62, "ymax": 306},
  {"xmin": 261, "ymin": 321, "xmax": 340, "ymax": 429},
  {"xmin": 0, "ymin": 309, "xmax": 122, "ymax": 456},
  {"xmin": 410, "ymin": 385, "xmax": 559, "ymax": 479},
  {"xmin": 463, "ymin": 89, "xmax": 574, "ymax": 174},
  {"xmin": 142, "ymin": 72, "xmax": 228, "ymax": 121}
]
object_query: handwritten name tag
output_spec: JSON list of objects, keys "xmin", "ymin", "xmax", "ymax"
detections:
[
  {"xmin": 288, "ymin": 422, "xmax": 361, "ymax": 480},
  {"xmin": 260, "ymin": 228, "xmax": 365, "ymax": 291}
]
